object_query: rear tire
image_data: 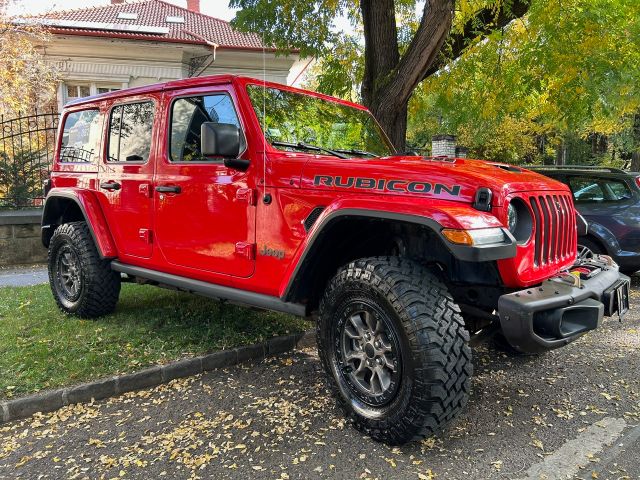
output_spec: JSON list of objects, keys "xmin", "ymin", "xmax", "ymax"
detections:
[
  {"xmin": 48, "ymin": 221, "xmax": 120, "ymax": 318},
  {"xmin": 317, "ymin": 256, "xmax": 472, "ymax": 445}
]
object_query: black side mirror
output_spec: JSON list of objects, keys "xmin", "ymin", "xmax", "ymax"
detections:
[{"xmin": 201, "ymin": 122, "xmax": 250, "ymax": 170}]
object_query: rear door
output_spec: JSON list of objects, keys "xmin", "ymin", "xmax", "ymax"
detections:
[
  {"xmin": 97, "ymin": 99, "xmax": 157, "ymax": 259},
  {"xmin": 153, "ymin": 87, "xmax": 256, "ymax": 277}
]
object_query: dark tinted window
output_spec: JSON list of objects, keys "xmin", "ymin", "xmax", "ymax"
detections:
[
  {"xmin": 60, "ymin": 109, "xmax": 102, "ymax": 163},
  {"xmin": 170, "ymin": 94, "xmax": 241, "ymax": 162},
  {"xmin": 569, "ymin": 176, "xmax": 633, "ymax": 203},
  {"xmin": 108, "ymin": 102, "xmax": 155, "ymax": 162}
]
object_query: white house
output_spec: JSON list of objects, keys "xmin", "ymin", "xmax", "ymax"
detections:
[{"xmin": 20, "ymin": 0, "xmax": 302, "ymax": 111}]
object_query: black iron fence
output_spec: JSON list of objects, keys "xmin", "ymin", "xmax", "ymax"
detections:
[{"xmin": 0, "ymin": 108, "xmax": 59, "ymax": 209}]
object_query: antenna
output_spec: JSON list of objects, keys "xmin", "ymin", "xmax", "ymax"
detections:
[{"xmin": 261, "ymin": 33, "xmax": 270, "ymax": 204}]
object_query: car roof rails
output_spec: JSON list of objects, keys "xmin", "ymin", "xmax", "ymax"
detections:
[{"xmin": 528, "ymin": 165, "xmax": 628, "ymax": 174}]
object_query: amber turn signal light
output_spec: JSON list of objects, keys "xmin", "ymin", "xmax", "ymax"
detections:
[{"xmin": 441, "ymin": 229, "xmax": 474, "ymax": 245}]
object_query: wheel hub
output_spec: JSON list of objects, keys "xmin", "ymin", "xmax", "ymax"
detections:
[
  {"xmin": 337, "ymin": 302, "xmax": 401, "ymax": 406},
  {"xmin": 55, "ymin": 245, "xmax": 82, "ymax": 302}
]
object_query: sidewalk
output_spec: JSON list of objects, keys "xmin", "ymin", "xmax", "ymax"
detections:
[{"xmin": 0, "ymin": 265, "xmax": 48, "ymax": 287}]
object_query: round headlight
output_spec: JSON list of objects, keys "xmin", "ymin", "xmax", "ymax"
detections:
[
  {"xmin": 507, "ymin": 203, "xmax": 518, "ymax": 232},
  {"xmin": 506, "ymin": 199, "xmax": 533, "ymax": 243}
]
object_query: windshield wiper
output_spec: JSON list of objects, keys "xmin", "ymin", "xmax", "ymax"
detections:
[
  {"xmin": 271, "ymin": 141, "xmax": 349, "ymax": 159},
  {"xmin": 335, "ymin": 148, "xmax": 379, "ymax": 158}
]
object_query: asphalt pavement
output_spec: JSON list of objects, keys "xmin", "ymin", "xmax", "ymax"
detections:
[
  {"xmin": 0, "ymin": 265, "xmax": 48, "ymax": 288},
  {"xmin": 0, "ymin": 275, "xmax": 638, "ymax": 480}
]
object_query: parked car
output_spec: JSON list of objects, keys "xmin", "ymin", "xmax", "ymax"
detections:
[
  {"xmin": 42, "ymin": 76, "xmax": 630, "ymax": 445},
  {"xmin": 531, "ymin": 166, "xmax": 640, "ymax": 274}
]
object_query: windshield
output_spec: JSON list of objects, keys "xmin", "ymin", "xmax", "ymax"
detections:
[{"xmin": 246, "ymin": 85, "xmax": 394, "ymax": 157}]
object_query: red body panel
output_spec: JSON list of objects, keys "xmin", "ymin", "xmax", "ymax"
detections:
[
  {"xmin": 46, "ymin": 187, "xmax": 118, "ymax": 258},
  {"xmin": 46, "ymin": 75, "xmax": 578, "ymax": 297}
]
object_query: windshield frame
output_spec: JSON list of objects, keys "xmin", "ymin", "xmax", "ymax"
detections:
[{"xmin": 245, "ymin": 82, "xmax": 396, "ymax": 157}]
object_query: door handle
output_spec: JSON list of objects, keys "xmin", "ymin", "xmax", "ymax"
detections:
[
  {"xmin": 100, "ymin": 182, "xmax": 121, "ymax": 191},
  {"xmin": 155, "ymin": 185, "xmax": 181, "ymax": 194}
]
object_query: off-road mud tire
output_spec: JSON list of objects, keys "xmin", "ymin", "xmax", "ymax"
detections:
[
  {"xmin": 317, "ymin": 256, "xmax": 472, "ymax": 445},
  {"xmin": 48, "ymin": 221, "xmax": 120, "ymax": 318}
]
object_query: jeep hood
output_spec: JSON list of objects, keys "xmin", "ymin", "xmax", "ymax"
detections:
[{"xmin": 300, "ymin": 155, "xmax": 570, "ymax": 206}]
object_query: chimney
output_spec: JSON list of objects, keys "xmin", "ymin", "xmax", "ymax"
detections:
[
  {"xmin": 186, "ymin": 0, "xmax": 200, "ymax": 13},
  {"xmin": 455, "ymin": 146, "xmax": 469, "ymax": 158},
  {"xmin": 431, "ymin": 134, "xmax": 457, "ymax": 158},
  {"xmin": 111, "ymin": 0, "xmax": 125, "ymax": 4}
]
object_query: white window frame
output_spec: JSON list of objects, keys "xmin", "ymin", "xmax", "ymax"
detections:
[{"xmin": 59, "ymin": 81, "xmax": 129, "ymax": 108}]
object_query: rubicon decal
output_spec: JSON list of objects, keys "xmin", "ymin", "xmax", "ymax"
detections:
[{"xmin": 313, "ymin": 175, "xmax": 461, "ymax": 196}]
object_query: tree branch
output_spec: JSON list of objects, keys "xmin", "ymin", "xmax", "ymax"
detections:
[
  {"xmin": 373, "ymin": 0, "xmax": 453, "ymax": 111},
  {"xmin": 422, "ymin": 0, "xmax": 531, "ymax": 79},
  {"xmin": 360, "ymin": 0, "xmax": 400, "ymax": 107}
]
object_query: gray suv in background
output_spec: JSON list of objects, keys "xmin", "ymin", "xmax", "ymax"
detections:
[{"xmin": 532, "ymin": 166, "xmax": 640, "ymax": 274}]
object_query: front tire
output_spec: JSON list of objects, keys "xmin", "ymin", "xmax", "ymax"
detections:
[
  {"xmin": 48, "ymin": 221, "xmax": 121, "ymax": 318},
  {"xmin": 317, "ymin": 257, "xmax": 472, "ymax": 445}
]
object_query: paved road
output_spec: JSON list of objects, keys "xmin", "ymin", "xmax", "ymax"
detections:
[
  {"xmin": 0, "ymin": 265, "xmax": 47, "ymax": 288},
  {"xmin": 0, "ymin": 276, "xmax": 638, "ymax": 480}
]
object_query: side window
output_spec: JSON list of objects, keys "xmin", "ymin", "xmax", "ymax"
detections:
[
  {"xmin": 170, "ymin": 94, "xmax": 242, "ymax": 162},
  {"xmin": 569, "ymin": 176, "xmax": 632, "ymax": 203},
  {"xmin": 60, "ymin": 109, "xmax": 102, "ymax": 163},
  {"xmin": 107, "ymin": 102, "xmax": 155, "ymax": 162}
]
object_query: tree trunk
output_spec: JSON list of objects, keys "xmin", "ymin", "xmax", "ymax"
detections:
[
  {"xmin": 555, "ymin": 140, "xmax": 566, "ymax": 166},
  {"xmin": 360, "ymin": 0, "xmax": 453, "ymax": 152},
  {"xmin": 632, "ymin": 113, "xmax": 640, "ymax": 171},
  {"xmin": 631, "ymin": 151, "xmax": 640, "ymax": 172},
  {"xmin": 357, "ymin": 0, "xmax": 531, "ymax": 151},
  {"xmin": 371, "ymin": 102, "xmax": 408, "ymax": 152}
]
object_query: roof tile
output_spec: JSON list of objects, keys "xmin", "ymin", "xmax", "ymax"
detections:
[{"xmin": 25, "ymin": 0, "xmax": 267, "ymax": 50}]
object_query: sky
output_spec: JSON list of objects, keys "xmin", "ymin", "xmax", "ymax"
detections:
[{"xmin": 7, "ymin": 0, "xmax": 239, "ymax": 21}]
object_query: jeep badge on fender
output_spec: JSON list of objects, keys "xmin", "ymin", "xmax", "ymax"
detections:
[{"xmin": 42, "ymin": 75, "xmax": 631, "ymax": 445}]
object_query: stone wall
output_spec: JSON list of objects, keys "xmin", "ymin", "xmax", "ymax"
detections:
[{"xmin": 0, "ymin": 210, "xmax": 47, "ymax": 266}]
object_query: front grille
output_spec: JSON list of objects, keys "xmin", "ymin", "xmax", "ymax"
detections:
[{"xmin": 529, "ymin": 194, "xmax": 575, "ymax": 266}]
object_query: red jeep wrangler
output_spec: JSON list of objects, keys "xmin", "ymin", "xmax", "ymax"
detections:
[{"xmin": 42, "ymin": 75, "xmax": 630, "ymax": 444}]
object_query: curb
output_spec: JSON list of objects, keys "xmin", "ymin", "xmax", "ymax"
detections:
[{"xmin": 0, "ymin": 329, "xmax": 315, "ymax": 425}]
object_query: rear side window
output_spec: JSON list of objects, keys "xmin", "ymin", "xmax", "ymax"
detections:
[
  {"xmin": 108, "ymin": 102, "xmax": 155, "ymax": 162},
  {"xmin": 60, "ymin": 109, "xmax": 102, "ymax": 163},
  {"xmin": 568, "ymin": 176, "xmax": 633, "ymax": 203},
  {"xmin": 169, "ymin": 94, "xmax": 242, "ymax": 162}
]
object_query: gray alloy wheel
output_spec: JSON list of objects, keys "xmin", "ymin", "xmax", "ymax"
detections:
[
  {"xmin": 577, "ymin": 243, "xmax": 595, "ymax": 260},
  {"xmin": 338, "ymin": 304, "xmax": 401, "ymax": 405}
]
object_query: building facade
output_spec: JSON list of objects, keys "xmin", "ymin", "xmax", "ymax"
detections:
[{"xmin": 20, "ymin": 0, "xmax": 301, "ymax": 110}]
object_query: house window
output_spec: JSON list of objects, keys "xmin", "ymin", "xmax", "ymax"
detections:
[
  {"xmin": 66, "ymin": 84, "xmax": 90, "ymax": 102},
  {"xmin": 98, "ymin": 86, "xmax": 120, "ymax": 95},
  {"xmin": 63, "ymin": 83, "xmax": 122, "ymax": 105}
]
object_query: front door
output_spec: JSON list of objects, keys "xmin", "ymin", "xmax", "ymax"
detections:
[
  {"xmin": 97, "ymin": 99, "xmax": 157, "ymax": 259},
  {"xmin": 153, "ymin": 89, "xmax": 256, "ymax": 277}
]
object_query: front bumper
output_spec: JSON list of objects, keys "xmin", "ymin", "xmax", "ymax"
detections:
[{"xmin": 498, "ymin": 256, "xmax": 631, "ymax": 353}]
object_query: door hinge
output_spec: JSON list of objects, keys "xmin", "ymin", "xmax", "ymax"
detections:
[
  {"xmin": 236, "ymin": 188, "xmax": 256, "ymax": 206},
  {"xmin": 235, "ymin": 242, "xmax": 256, "ymax": 260},
  {"xmin": 139, "ymin": 228, "xmax": 152, "ymax": 244}
]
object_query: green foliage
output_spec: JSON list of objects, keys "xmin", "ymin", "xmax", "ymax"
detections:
[
  {"xmin": 0, "ymin": 148, "xmax": 48, "ymax": 208},
  {"xmin": 408, "ymin": 0, "xmax": 640, "ymax": 163},
  {"xmin": 0, "ymin": 283, "xmax": 309, "ymax": 398},
  {"xmin": 230, "ymin": 0, "xmax": 354, "ymax": 57},
  {"xmin": 304, "ymin": 34, "xmax": 364, "ymax": 102}
]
